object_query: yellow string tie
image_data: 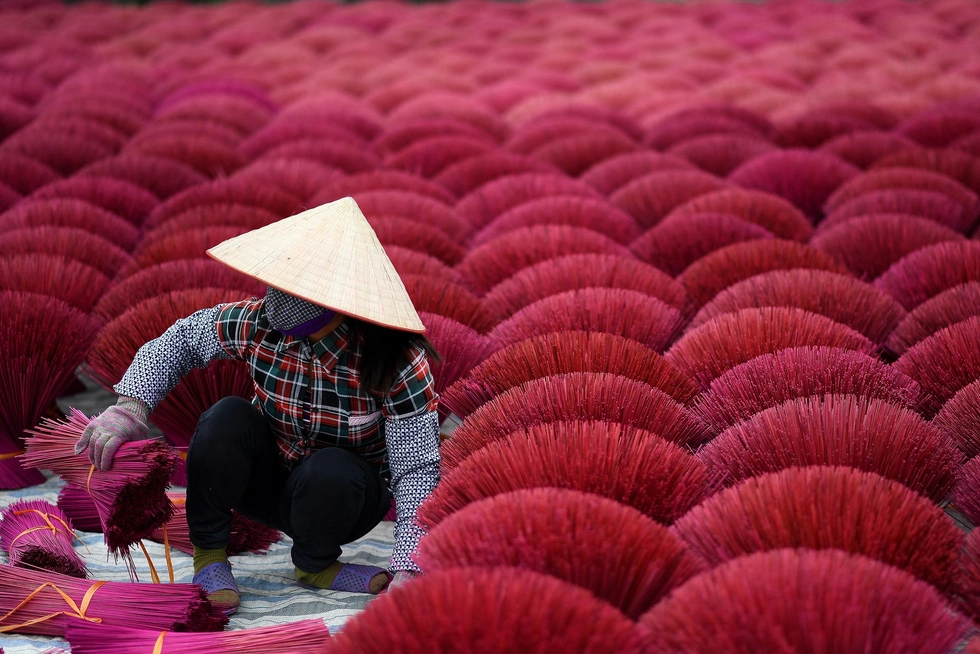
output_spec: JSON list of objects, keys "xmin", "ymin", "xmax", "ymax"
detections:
[
  {"xmin": 163, "ymin": 524, "xmax": 174, "ymax": 584},
  {"xmin": 138, "ymin": 541, "xmax": 161, "ymax": 585},
  {"xmin": 153, "ymin": 631, "xmax": 166, "ymax": 654},
  {"xmin": 8, "ymin": 510, "xmax": 87, "ymax": 551},
  {"xmin": 0, "ymin": 580, "xmax": 105, "ymax": 633},
  {"xmin": 0, "ymin": 450, "xmax": 25, "ymax": 461},
  {"xmin": 86, "ymin": 465, "xmax": 96, "ymax": 495}
]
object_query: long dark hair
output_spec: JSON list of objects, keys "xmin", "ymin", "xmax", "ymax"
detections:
[{"xmin": 349, "ymin": 318, "xmax": 441, "ymax": 395}]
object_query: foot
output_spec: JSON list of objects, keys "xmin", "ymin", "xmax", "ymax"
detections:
[
  {"xmin": 295, "ymin": 562, "xmax": 392, "ymax": 594},
  {"xmin": 193, "ymin": 561, "xmax": 241, "ymax": 615}
]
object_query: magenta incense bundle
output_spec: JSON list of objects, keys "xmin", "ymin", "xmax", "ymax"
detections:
[
  {"xmin": 65, "ymin": 619, "xmax": 329, "ymax": 653},
  {"xmin": 0, "ymin": 565, "xmax": 227, "ymax": 637},
  {"xmin": 0, "ymin": 499, "xmax": 86, "ymax": 578},
  {"xmin": 22, "ymin": 408, "xmax": 177, "ymax": 572}
]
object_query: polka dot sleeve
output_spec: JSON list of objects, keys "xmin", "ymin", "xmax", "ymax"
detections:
[{"xmin": 385, "ymin": 409, "xmax": 440, "ymax": 573}]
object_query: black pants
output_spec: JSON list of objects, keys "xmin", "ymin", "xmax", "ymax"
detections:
[{"xmin": 186, "ymin": 396, "xmax": 392, "ymax": 573}]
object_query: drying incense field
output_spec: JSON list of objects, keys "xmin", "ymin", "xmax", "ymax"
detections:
[{"xmin": 1, "ymin": 0, "xmax": 980, "ymax": 651}]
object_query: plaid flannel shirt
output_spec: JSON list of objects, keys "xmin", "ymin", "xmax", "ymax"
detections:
[{"xmin": 115, "ymin": 297, "xmax": 440, "ymax": 572}]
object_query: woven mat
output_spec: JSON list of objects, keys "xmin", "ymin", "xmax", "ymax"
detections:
[{"xmin": 0, "ymin": 472, "xmax": 393, "ymax": 653}]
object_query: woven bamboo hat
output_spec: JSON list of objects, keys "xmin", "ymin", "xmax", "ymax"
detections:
[{"xmin": 207, "ymin": 196, "xmax": 425, "ymax": 333}]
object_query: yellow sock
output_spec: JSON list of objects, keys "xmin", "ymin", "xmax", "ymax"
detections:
[
  {"xmin": 193, "ymin": 546, "xmax": 239, "ymax": 608},
  {"xmin": 294, "ymin": 563, "xmax": 389, "ymax": 594}
]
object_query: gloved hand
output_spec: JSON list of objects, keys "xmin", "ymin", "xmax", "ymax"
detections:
[
  {"xmin": 387, "ymin": 570, "xmax": 418, "ymax": 592},
  {"xmin": 74, "ymin": 397, "xmax": 150, "ymax": 471}
]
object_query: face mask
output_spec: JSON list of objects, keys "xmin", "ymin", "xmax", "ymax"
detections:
[{"xmin": 265, "ymin": 287, "xmax": 336, "ymax": 337}]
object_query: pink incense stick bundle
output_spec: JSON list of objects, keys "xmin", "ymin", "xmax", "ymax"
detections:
[
  {"xmin": 65, "ymin": 619, "xmax": 329, "ymax": 653},
  {"xmin": 0, "ymin": 565, "xmax": 227, "ymax": 637},
  {"xmin": 0, "ymin": 499, "xmax": 86, "ymax": 578},
  {"xmin": 57, "ymin": 486, "xmax": 281, "ymax": 556},
  {"xmin": 22, "ymin": 408, "xmax": 177, "ymax": 571}
]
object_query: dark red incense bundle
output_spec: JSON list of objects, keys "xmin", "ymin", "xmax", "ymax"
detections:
[
  {"xmin": 29, "ymin": 175, "xmax": 159, "ymax": 227},
  {"xmin": 441, "ymin": 331, "xmax": 699, "ymax": 420},
  {"xmin": 644, "ymin": 110, "xmax": 768, "ymax": 150},
  {"xmin": 0, "ymin": 499, "xmax": 86, "ymax": 578},
  {"xmin": 579, "ymin": 150, "xmax": 695, "ymax": 196},
  {"xmin": 631, "ymin": 213, "xmax": 775, "ymax": 277},
  {"xmin": 811, "ymin": 213, "xmax": 965, "ymax": 282},
  {"xmin": 312, "ymin": 189, "xmax": 469, "ymax": 243},
  {"xmin": 23, "ymin": 408, "xmax": 177, "ymax": 567},
  {"xmin": 0, "ymin": 565, "xmax": 226, "ymax": 636},
  {"xmin": 0, "ymin": 291, "xmax": 102, "ymax": 489},
  {"xmin": 454, "ymin": 172, "xmax": 601, "ymax": 231},
  {"xmin": 415, "ymin": 487, "xmax": 704, "ymax": 619},
  {"xmin": 0, "ymin": 152, "xmax": 60, "ymax": 195},
  {"xmin": 825, "ymin": 166, "xmax": 979, "ymax": 220},
  {"xmin": 956, "ymin": 529, "xmax": 980, "ymax": 624},
  {"xmin": 689, "ymin": 269, "xmax": 906, "ymax": 347},
  {"xmin": 727, "ymin": 149, "xmax": 860, "ymax": 222},
  {"xmin": 663, "ymin": 187, "xmax": 814, "ymax": 242},
  {"xmin": 122, "ymin": 125, "xmax": 247, "ymax": 178},
  {"xmin": 402, "ymin": 275, "xmax": 496, "ymax": 333},
  {"xmin": 374, "ymin": 117, "xmax": 491, "ymax": 156},
  {"xmin": 472, "ymin": 195, "xmax": 642, "ymax": 247},
  {"xmin": 230, "ymin": 158, "xmax": 338, "ymax": 204},
  {"xmin": 773, "ymin": 109, "xmax": 876, "ymax": 149},
  {"xmin": 950, "ymin": 456, "xmax": 980, "ymax": 526},
  {"xmin": 370, "ymin": 217, "xmax": 465, "ymax": 266},
  {"xmin": 422, "ymin": 419, "xmax": 714, "ymax": 528},
  {"xmin": 488, "ymin": 287, "xmax": 685, "ymax": 352},
  {"xmin": 311, "ymin": 169, "xmax": 456, "ymax": 205},
  {"xmin": 328, "ymin": 567, "xmax": 649, "ymax": 653},
  {"xmin": 442, "ymin": 375, "xmax": 711, "ymax": 470},
  {"xmin": 2, "ymin": 125, "xmax": 114, "ymax": 176},
  {"xmin": 65, "ymin": 619, "xmax": 329, "ymax": 653},
  {"xmin": 875, "ymin": 241, "xmax": 980, "ymax": 311},
  {"xmin": 609, "ymin": 169, "xmax": 728, "ymax": 230},
  {"xmin": 505, "ymin": 119, "xmax": 633, "ymax": 155},
  {"xmin": 697, "ymin": 394, "xmax": 962, "ymax": 503},
  {"xmin": 677, "ymin": 239, "xmax": 849, "ymax": 307},
  {"xmin": 417, "ymin": 313, "xmax": 497, "ymax": 410},
  {"xmin": 455, "ymin": 224, "xmax": 633, "ymax": 295},
  {"xmin": 0, "ymin": 226, "xmax": 133, "ymax": 280},
  {"xmin": 384, "ymin": 134, "xmax": 495, "ymax": 178},
  {"xmin": 0, "ymin": 253, "xmax": 110, "ymax": 313},
  {"xmin": 57, "ymin": 485, "xmax": 281, "ymax": 557},
  {"xmin": 0, "ymin": 198, "xmax": 140, "ymax": 252},
  {"xmin": 667, "ymin": 133, "xmax": 776, "ymax": 177},
  {"xmin": 893, "ymin": 316, "xmax": 980, "ymax": 413},
  {"xmin": 78, "ymin": 153, "xmax": 208, "ymax": 200},
  {"xmin": 528, "ymin": 132, "xmax": 639, "ymax": 177},
  {"xmin": 385, "ymin": 246, "xmax": 465, "ymax": 287},
  {"xmin": 934, "ymin": 380, "xmax": 980, "ymax": 458},
  {"xmin": 692, "ymin": 346, "xmax": 927, "ymax": 433},
  {"xmin": 433, "ymin": 151, "xmax": 556, "ymax": 198},
  {"xmin": 820, "ymin": 189, "xmax": 972, "ymax": 234},
  {"xmin": 139, "ymin": 204, "xmax": 281, "ymax": 248},
  {"xmin": 143, "ymin": 178, "xmax": 302, "ymax": 232},
  {"xmin": 886, "ymin": 282, "xmax": 980, "ymax": 356},
  {"xmin": 640, "ymin": 548, "xmax": 970, "ymax": 653},
  {"xmin": 872, "ymin": 146, "xmax": 980, "ymax": 198},
  {"xmin": 481, "ymin": 253, "xmax": 690, "ymax": 322},
  {"xmin": 666, "ymin": 307, "xmax": 875, "ymax": 390},
  {"xmin": 671, "ymin": 465, "xmax": 964, "ymax": 593},
  {"xmin": 118, "ymin": 227, "xmax": 250, "ymax": 277}
]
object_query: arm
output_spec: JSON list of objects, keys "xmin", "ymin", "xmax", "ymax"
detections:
[{"xmin": 382, "ymin": 346, "xmax": 441, "ymax": 574}]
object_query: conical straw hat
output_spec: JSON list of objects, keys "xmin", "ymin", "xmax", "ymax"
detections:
[{"xmin": 207, "ymin": 196, "xmax": 425, "ymax": 333}]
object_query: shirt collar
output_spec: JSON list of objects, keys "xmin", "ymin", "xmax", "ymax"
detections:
[{"xmin": 271, "ymin": 319, "xmax": 351, "ymax": 371}]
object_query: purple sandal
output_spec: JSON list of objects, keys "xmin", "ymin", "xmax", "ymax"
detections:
[
  {"xmin": 193, "ymin": 561, "xmax": 241, "ymax": 615},
  {"xmin": 329, "ymin": 564, "xmax": 392, "ymax": 594}
]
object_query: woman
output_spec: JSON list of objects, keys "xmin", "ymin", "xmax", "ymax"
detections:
[{"xmin": 74, "ymin": 197, "xmax": 442, "ymax": 614}]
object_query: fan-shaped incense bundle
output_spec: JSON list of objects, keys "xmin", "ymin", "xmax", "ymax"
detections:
[
  {"xmin": 422, "ymin": 419, "xmax": 714, "ymax": 528},
  {"xmin": 0, "ymin": 499, "xmax": 85, "ymax": 578},
  {"xmin": 328, "ymin": 567, "xmax": 650, "ymax": 653},
  {"xmin": 933, "ymin": 379, "xmax": 980, "ymax": 458},
  {"xmin": 23, "ymin": 409, "xmax": 177, "ymax": 569},
  {"xmin": 65, "ymin": 619, "xmax": 329, "ymax": 652},
  {"xmin": 671, "ymin": 466, "xmax": 964, "ymax": 593},
  {"xmin": 698, "ymin": 394, "xmax": 962, "ymax": 502},
  {"xmin": 894, "ymin": 315, "xmax": 980, "ymax": 413},
  {"xmin": 640, "ymin": 549, "xmax": 970, "ymax": 653},
  {"xmin": 950, "ymin": 456, "xmax": 980, "ymax": 526},
  {"xmin": 693, "ymin": 346, "xmax": 926, "ymax": 433},
  {"xmin": 415, "ymin": 487, "xmax": 704, "ymax": 619},
  {"xmin": 886, "ymin": 282, "xmax": 980, "ymax": 356},
  {"xmin": 957, "ymin": 529, "xmax": 980, "ymax": 623},
  {"xmin": 0, "ymin": 565, "xmax": 226, "ymax": 636}
]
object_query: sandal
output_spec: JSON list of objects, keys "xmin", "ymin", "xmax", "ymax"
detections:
[
  {"xmin": 193, "ymin": 561, "xmax": 241, "ymax": 615},
  {"xmin": 329, "ymin": 563, "xmax": 392, "ymax": 594}
]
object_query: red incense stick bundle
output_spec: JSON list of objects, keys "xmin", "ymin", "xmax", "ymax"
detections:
[
  {"xmin": 65, "ymin": 619, "xmax": 329, "ymax": 653},
  {"xmin": 0, "ymin": 499, "xmax": 86, "ymax": 578},
  {"xmin": 57, "ymin": 485, "xmax": 281, "ymax": 556},
  {"xmin": 22, "ymin": 408, "xmax": 177, "ymax": 571},
  {"xmin": 0, "ymin": 565, "xmax": 226, "ymax": 637}
]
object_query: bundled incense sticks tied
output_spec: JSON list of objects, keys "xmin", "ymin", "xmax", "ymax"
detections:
[
  {"xmin": 0, "ymin": 565, "xmax": 227, "ymax": 636},
  {"xmin": 65, "ymin": 618, "xmax": 330, "ymax": 652},
  {"xmin": 57, "ymin": 486, "xmax": 282, "ymax": 556},
  {"xmin": 0, "ymin": 499, "xmax": 86, "ymax": 578},
  {"xmin": 22, "ymin": 408, "xmax": 178, "ymax": 573}
]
